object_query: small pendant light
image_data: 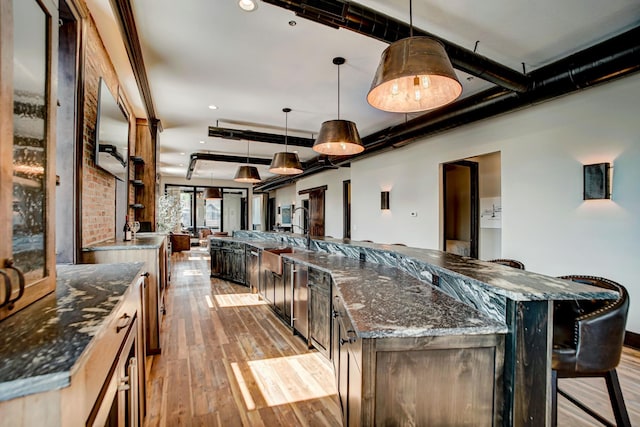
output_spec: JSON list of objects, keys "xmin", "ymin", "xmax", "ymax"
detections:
[
  {"xmin": 234, "ymin": 138, "xmax": 261, "ymax": 183},
  {"xmin": 204, "ymin": 187, "xmax": 222, "ymax": 200},
  {"xmin": 269, "ymin": 108, "xmax": 303, "ymax": 175},
  {"xmin": 313, "ymin": 57, "xmax": 364, "ymax": 156},
  {"xmin": 366, "ymin": 0, "xmax": 462, "ymax": 113}
]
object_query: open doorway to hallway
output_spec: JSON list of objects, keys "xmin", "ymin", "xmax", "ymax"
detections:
[{"xmin": 442, "ymin": 152, "xmax": 501, "ymax": 260}]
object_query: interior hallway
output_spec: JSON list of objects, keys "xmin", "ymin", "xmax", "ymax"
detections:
[{"xmin": 145, "ymin": 249, "xmax": 640, "ymax": 426}]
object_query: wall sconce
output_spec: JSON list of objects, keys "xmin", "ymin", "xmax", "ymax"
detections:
[
  {"xmin": 583, "ymin": 163, "xmax": 612, "ymax": 200},
  {"xmin": 381, "ymin": 191, "xmax": 390, "ymax": 210},
  {"xmin": 278, "ymin": 205, "xmax": 281, "ymax": 214}
]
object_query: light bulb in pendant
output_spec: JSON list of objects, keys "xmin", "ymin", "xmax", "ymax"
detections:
[
  {"xmin": 391, "ymin": 81, "xmax": 399, "ymax": 96},
  {"xmin": 413, "ymin": 76, "xmax": 421, "ymax": 101},
  {"xmin": 421, "ymin": 75, "xmax": 430, "ymax": 89}
]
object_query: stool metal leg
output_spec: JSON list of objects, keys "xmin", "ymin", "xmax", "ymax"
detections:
[{"xmin": 605, "ymin": 369, "xmax": 631, "ymax": 427}]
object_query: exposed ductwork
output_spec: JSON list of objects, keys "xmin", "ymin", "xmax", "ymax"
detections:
[
  {"xmin": 256, "ymin": 24, "xmax": 640, "ymax": 190},
  {"xmin": 208, "ymin": 126, "xmax": 315, "ymax": 148},
  {"xmin": 261, "ymin": 0, "xmax": 530, "ymax": 93}
]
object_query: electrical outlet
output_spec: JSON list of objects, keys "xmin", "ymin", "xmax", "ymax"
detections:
[{"xmin": 410, "ymin": 211, "xmax": 418, "ymax": 217}]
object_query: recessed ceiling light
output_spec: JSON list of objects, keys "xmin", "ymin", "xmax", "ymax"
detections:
[
  {"xmin": 238, "ymin": 0, "xmax": 257, "ymax": 12},
  {"xmin": 179, "ymin": 164, "xmax": 184, "ymax": 167},
  {"xmin": 200, "ymin": 140, "xmax": 205, "ymax": 144},
  {"xmin": 208, "ymin": 104, "xmax": 218, "ymax": 110},
  {"xmin": 180, "ymin": 152, "xmax": 185, "ymax": 155},
  {"xmin": 288, "ymin": 20, "xmax": 297, "ymax": 26}
]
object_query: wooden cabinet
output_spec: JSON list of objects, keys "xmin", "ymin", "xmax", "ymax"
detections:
[
  {"xmin": 308, "ymin": 267, "xmax": 331, "ymax": 358},
  {"xmin": 0, "ymin": 0, "xmax": 58, "ymax": 321},
  {"xmin": 209, "ymin": 240, "xmax": 246, "ymax": 285},
  {"xmin": 0, "ymin": 267, "xmax": 146, "ymax": 426},
  {"xmin": 82, "ymin": 236, "xmax": 168, "ymax": 355},
  {"xmin": 245, "ymin": 247, "xmax": 260, "ymax": 293},
  {"xmin": 331, "ymin": 283, "xmax": 504, "ymax": 426},
  {"xmin": 332, "ymin": 293, "xmax": 362, "ymax": 426}
]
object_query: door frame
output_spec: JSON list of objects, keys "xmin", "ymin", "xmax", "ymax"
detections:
[{"xmin": 442, "ymin": 160, "xmax": 479, "ymax": 258}]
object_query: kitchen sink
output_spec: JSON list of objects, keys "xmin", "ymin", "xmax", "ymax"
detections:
[{"xmin": 262, "ymin": 247, "xmax": 294, "ymax": 275}]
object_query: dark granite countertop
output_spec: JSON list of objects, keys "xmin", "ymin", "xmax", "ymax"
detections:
[
  {"xmin": 223, "ymin": 232, "xmax": 618, "ymax": 302},
  {"xmin": 281, "ymin": 251, "xmax": 507, "ymax": 339},
  {"xmin": 0, "ymin": 262, "xmax": 144, "ymax": 401},
  {"xmin": 82, "ymin": 234, "xmax": 165, "ymax": 251}
]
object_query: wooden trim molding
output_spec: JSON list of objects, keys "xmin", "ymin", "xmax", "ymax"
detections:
[
  {"xmin": 625, "ymin": 331, "xmax": 640, "ymax": 350},
  {"xmin": 109, "ymin": 0, "xmax": 158, "ymax": 125},
  {"xmin": 298, "ymin": 185, "xmax": 328, "ymax": 195}
]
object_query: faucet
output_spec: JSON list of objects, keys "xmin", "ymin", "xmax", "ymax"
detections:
[{"xmin": 292, "ymin": 206, "xmax": 311, "ymax": 249}]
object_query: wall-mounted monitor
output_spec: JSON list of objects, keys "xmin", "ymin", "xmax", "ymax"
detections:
[{"xmin": 95, "ymin": 78, "xmax": 129, "ymax": 181}]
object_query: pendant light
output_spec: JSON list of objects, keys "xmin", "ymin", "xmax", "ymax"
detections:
[
  {"xmin": 366, "ymin": 0, "xmax": 462, "ymax": 113},
  {"xmin": 234, "ymin": 138, "xmax": 261, "ymax": 183},
  {"xmin": 269, "ymin": 108, "xmax": 303, "ymax": 175},
  {"xmin": 204, "ymin": 187, "xmax": 222, "ymax": 200},
  {"xmin": 313, "ymin": 57, "xmax": 364, "ymax": 156}
]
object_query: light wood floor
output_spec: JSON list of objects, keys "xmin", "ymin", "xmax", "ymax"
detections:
[{"xmin": 145, "ymin": 249, "xmax": 640, "ymax": 426}]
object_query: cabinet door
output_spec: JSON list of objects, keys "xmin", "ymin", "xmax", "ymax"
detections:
[
  {"xmin": 0, "ymin": 0, "xmax": 57, "ymax": 321},
  {"xmin": 210, "ymin": 247, "xmax": 223, "ymax": 277},
  {"xmin": 309, "ymin": 283, "xmax": 330, "ymax": 357}
]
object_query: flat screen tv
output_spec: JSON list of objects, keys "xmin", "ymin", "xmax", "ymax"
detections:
[{"xmin": 95, "ymin": 78, "xmax": 129, "ymax": 181}]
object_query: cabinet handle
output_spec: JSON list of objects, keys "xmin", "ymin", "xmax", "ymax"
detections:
[
  {"xmin": 250, "ymin": 251, "xmax": 259, "ymax": 256},
  {"xmin": 141, "ymin": 272, "xmax": 150, "ymax": 277},
  {"xmin": 332, "ymin": 309, "xmax": 339, "ymax": 319},
  {"xmin": 4, "ymin": 259, "xmax": 25, "ymax": 310},
  {"xmin": 340, "ymin": 330, "xmax": 357, "ymax": 345},
  {"xmin": 116, "ymin": 313, "xmax": 132, "ymax": 333},
  {"xmin": 0, "ymin": 270, "xmax": 11, "ymax": 308}
]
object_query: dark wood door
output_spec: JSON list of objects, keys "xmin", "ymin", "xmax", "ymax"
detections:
[{"xmin": 309, "ymin": 189, "xmax": 325, "ymax": 237}]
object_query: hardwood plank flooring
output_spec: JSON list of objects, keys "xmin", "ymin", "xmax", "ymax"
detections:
[
  {"xmin": 146, "ymin": 249, "xmax": 640, "ymax": 426},
  {"xmin": 145, "ymin": 249, "xmax": 342, "ymax": 427}
]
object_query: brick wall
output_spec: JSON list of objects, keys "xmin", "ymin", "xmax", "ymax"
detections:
[{"xmin": 81, "ymin": 14, "xmax": 137, "ymax": 247}]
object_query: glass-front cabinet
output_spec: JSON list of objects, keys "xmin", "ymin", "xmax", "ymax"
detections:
[{"xmin": 0, "ymin": 0, "xmax": 57, "ymax": 320}]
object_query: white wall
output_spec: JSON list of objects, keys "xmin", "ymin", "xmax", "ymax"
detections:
[{"xmin": 350, "ymin": 74, "xmax": 640, "ymax": 332}]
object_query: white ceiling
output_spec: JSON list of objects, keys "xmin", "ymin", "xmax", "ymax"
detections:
[{"xmin": 87, "ymin": 0, "xmax": 640, "ymax": 181}]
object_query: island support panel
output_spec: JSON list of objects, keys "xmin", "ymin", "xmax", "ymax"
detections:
[{"xmin": 503, "ymin": 300, "xmax": 552, "ymax": 426}]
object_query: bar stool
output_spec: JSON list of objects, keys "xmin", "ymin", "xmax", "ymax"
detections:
[
  {"xmin": 552, "ymin": 275, "xmax": 631, "ymax": 427},
  {"xmin": 488, "ymin": 258, "xmax": 525, "ymax": 269}
]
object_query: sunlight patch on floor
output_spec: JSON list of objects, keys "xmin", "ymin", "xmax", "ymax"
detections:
[
  {"xmin": 231, "ymin": 362, "xmax": 256, "ymax": 410},
  {"xmin": 188, "ymin": 255, "xmax": 210, "ymax": 260},
  {"xmin": 205, "ymin": 295, "xmax": 214, "ymax": 308},
  {"xmin": 214, "ymin": 293, "xmax": 267, "ymax": 308},
  {"xmin": 182, "ymin": 269, "xmax": 204, "ymax": 276},
  {"xmin": 246, "ymin": 353, "xmax": 336, "ymax": 407}
]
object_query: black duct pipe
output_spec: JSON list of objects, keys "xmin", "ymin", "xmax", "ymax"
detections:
[
  {"xmin": 255, "ymin": 23, "xmax": 640, "ymax": 191},
  {"xmin": 345, "ymin": 25, "xmax": 640, "ymax": 161},
  {"xmin": 261, "ymin": 0, "xmax": 530, "ymax": 93}
]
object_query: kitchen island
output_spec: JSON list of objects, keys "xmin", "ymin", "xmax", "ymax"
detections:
[{"xmin": 212, "ymin": 231, "xmax": 618, "ymax": 426}]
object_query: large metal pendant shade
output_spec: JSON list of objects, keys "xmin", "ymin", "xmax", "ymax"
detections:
[
  {"xmin": 234, "ymin": 165, "xmax": 261, "ymax": 183},
  {"xmin": 269, "ymin": 152, "xmax": 303, "ymax": 175},
  {"xmin": 269, "ymin": 108, "xmax": 303, "ymax": 175},
  {"xmin": 313, "ymin": 57, "xmax": 365, "ymax": 156},
  {"xmin": 204, "ymin": 187, "xmax": 223, "ymax": 200},
  {"xmin": 367, "ymin": 37, "xmax": 462, "ymax": 113},
  {"xmin": 313, "ymin": 120, "xmax": 364, "ymax": 155}
]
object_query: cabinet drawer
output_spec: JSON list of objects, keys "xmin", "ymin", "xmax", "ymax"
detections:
[{"xmin": 81, "ymin": 284, "xmax": 140, "ymax": 418}]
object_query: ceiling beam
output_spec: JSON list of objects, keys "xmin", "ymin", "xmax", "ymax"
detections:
[
  {"xmin": 110, "ymin": 0, "xmax": 160, "ymax": 128},
  {"xmin": 261, "ymin": 0, "xmax": 530, "ymax": 93},
  {"xmin": 208, "ymin": 126, "xmax": 316, "ymax": 148},
  {"xmin": 186, "ymin": 152, "xmax": 273, "ymax": 180},
  {"xmin": 254, "ymin": 25, "xmax": 640, "ymax": 192}
]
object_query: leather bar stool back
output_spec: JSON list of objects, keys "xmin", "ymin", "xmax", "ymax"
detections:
[
  {"xmin": 552, "ymin": 275, "xmax": 631, "ymax": 427},
  {"xmin": 488, "ymin": 258, "xmax": 525, "ymax": 269}
]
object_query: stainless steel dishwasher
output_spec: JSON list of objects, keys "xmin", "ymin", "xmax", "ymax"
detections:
[{"xmin": 291, "ymin": 263, "xmax": 309, "ymax": 342}]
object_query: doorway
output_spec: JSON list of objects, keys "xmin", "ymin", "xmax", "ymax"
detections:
[
  {"xmin": 343, "ymin": 180, "xmax": 351, "ymax": 239},
  {"xmin": 443, "ymin": 161, "xmax": 479, "ymax": 258},
  {"xmin": 299, "ymin": 185, "xmax": 326, "ymax": 237}
]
